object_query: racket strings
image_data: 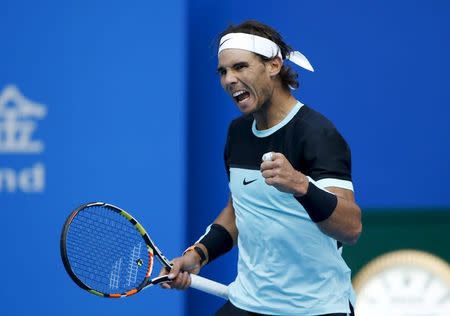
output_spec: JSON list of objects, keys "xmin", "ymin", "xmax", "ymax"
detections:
[
  {"xmin": 68, "ymin": 221, "xmax": 140, "ymax": 261},
  {"xmin": 68, "ymin": 210, "xmax": 147, "ymax": 289},
  {"xmin": 68, "ymin": 220, "xmax": 141, "ymax": 269},
  {"xmin": 66, "ymin": 206, "xmax": 151, "ymax": 294},
  {"xmin": 68, "ymin": 224, "xmax": 140, "ymax": 288}
]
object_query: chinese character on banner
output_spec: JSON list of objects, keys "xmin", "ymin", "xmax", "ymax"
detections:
[
  {"xmin": 0, "ymin": 85, "xmax": 47, "ymax": 153},
  {"xmin": 0, "ymin": 85, "xmax": 47, "ymax": 193}
]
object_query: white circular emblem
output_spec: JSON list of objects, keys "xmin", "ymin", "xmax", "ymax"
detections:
[{"xmin": 353, "ymin": 250, "xmax": 450, "ymax": 316}]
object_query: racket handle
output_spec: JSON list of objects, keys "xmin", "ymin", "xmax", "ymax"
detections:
[{"xmin": 190, "ymin": 274, "xmax": 229, "ymax": 300}]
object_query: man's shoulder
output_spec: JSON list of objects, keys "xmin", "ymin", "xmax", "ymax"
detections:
[{"xmin": 294, "ymin": 105, "xmax": 337, "ymax": 133}]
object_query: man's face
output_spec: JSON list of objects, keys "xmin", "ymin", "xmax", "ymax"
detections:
[{"xmin": 217, "ymin": 49, "xmax": 274, "ymax": 114}]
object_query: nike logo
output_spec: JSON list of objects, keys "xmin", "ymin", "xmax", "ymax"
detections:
[
  {"xmin": 243, "ymin": 178, "xmax": 257, "ymax": 185},
  {"xmin": 219, "ymin": 38, "xmax": 231, "ymax": 48}
]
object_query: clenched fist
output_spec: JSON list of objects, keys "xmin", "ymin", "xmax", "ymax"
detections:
[{"xmin": 260, "ymin": 152, "xmax": 309, "ymax": 196}]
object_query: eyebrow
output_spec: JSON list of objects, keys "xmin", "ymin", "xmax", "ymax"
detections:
[{"xmin": 217, "ymin": 61, "xmax": 249, "ymax": 74}]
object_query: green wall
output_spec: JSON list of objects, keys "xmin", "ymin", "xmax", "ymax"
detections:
[{"xmin": 344, "ymin": 210, "xmax": 450, "ymax": 276}]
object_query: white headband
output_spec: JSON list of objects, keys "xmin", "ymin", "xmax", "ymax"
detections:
[{"xmin": 218, "ymin": 32, "xmax": 314, "ymax": 72}]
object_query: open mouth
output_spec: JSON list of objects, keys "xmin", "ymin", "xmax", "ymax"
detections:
[{"xmin": 232, "ymin": 90, "xmax": 250, "ymax": 103}]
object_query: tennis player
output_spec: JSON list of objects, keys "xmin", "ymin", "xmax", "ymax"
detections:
[{"xmin": 161, "ymin": 20, "xmax": 362, "ymax": 316}]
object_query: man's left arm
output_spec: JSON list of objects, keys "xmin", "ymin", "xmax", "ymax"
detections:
[
  {"xmin": 261, "ymin": 152, "xmax": 362, "ymax": 245},
  {"xmin": 315, "ymin": 186, "xmax": 361, "ymax": 245}
]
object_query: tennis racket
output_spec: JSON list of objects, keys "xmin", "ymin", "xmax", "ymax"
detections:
[{"xmin": 60, "ymin": 202, "xmax": 229, "ymax": 299}]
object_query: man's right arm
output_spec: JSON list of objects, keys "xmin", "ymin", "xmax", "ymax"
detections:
[{"xmin": 160, "ymin": 196, "xmax": 237, "ymax": 290}]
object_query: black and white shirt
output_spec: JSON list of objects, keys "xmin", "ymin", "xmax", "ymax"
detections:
[{"xmin": 225, "ymin": 101, "xmax": 356, "ymax": 315}]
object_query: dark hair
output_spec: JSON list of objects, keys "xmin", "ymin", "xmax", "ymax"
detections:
[{"xmin": 218, "ymin": 20, "xmax": 299, "ymax": 90}]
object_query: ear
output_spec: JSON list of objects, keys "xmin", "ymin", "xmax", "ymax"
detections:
[{"xmin": 267, "ymin": 56, "xmax": 283, "ymax": 77}]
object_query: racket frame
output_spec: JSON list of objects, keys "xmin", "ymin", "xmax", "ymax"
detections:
[
  {"xmin": 61, "ymin": 202, "xmax": 228, "ymax": 300},
  {"xmin": 61, "ymin": 202, "xmax": 170, "ymax": 298}
]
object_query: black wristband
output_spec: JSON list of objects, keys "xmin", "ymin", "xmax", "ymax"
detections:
[
  {"xmin": 198, "ymin": 224, "xmax": 233, "ymax": 264},
  {"xmin": 295, "ymin": 180, "xmax": 338, "ymax": 222},
  {"xmin": 193, "ymin": 246, "xmax": 206, "ymax": 265}
]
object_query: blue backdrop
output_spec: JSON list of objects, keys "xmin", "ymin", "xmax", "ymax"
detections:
[
  {"xmin": 1, "ymin": 1, "xmax": 187, "ymax": 315},
  {"xmin": 1, "ymin": 1, "xmax": 449, "ymax": 316}
]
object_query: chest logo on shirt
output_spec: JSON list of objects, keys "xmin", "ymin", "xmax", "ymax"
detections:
[{"xmin": 243, "ymin": 178, "xmax": 257, "ymax": 185}]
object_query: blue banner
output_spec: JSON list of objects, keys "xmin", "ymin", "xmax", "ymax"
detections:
[{"xmin": 1, "ymin": 1, "xmax": 187, "ymax": 315}]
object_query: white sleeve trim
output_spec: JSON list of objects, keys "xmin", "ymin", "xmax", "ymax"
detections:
[
  {"xmin": 315, "ymin": 178, "xmax": 354, "ymax": 192},
  {"xmin": 195, "ymin": 224, "xmax": 212, "ymax": 244}
]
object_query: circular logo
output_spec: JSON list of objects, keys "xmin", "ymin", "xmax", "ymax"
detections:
[{"xmin": 353, "ymin": 250, "xmax": 450, "ymax": 316}]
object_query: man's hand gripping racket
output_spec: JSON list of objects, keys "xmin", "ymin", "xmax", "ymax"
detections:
[{"xmin": 60, "ymin": 202, "xmax": 228, "ymax": 299}]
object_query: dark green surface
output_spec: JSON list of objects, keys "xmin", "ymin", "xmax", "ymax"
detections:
[{"xmin": 343, "ymin": 209, "xmax": 450, "ymax": 276}]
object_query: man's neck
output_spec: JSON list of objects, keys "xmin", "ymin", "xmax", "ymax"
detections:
[{"xmin": 253, "ymin": 91, "xmax": 297, "ymax": 130}]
